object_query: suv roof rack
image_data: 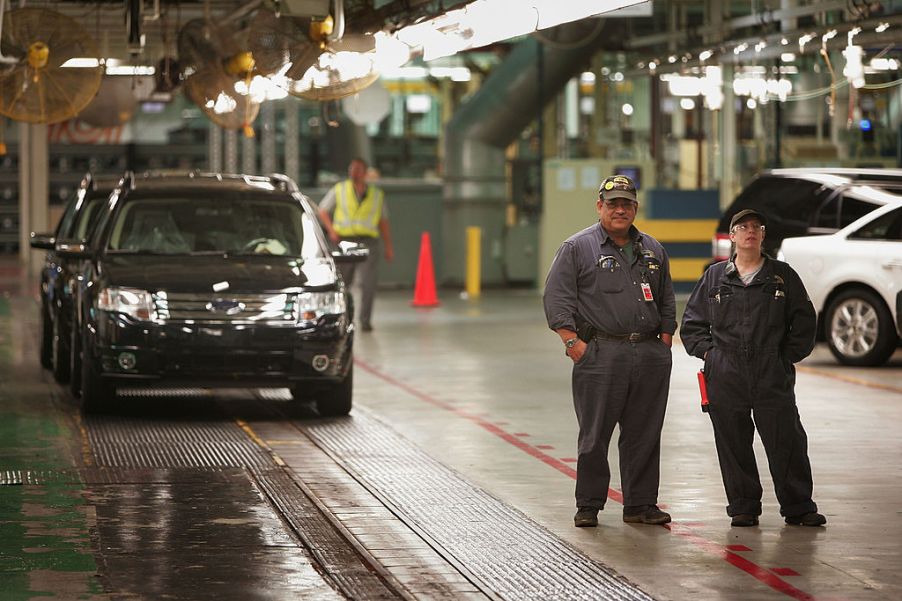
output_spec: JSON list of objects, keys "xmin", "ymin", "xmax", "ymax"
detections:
[{"xmin": 266, "ymin": 173, "xmax": 299, "ymax": 193}]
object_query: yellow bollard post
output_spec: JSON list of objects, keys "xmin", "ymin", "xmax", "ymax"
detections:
[{"xmin": 465, "ymin": 226, "xmax": 481, "ymax": 299}]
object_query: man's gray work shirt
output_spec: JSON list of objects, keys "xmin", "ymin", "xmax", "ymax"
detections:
[{"xmin": 543, "ymin": 222, "xmax": 677, "ymax": 336}]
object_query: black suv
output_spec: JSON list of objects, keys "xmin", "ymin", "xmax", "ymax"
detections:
[
  {"xmin": 712, "ymin": 168, "xmax": 902, "ymax": 262},
  {"xmin": 59, "ymin": 172, "xmax": 366, "ymax": 414},
  {"xmin": 30, "ymin": 174, "xmax": 117, "ymax": 385}
]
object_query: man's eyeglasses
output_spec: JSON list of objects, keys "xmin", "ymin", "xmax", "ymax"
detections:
[
  {"xmin": 732, "ymin": 223, "xmax": 765, "ymax": 233},
  {"xmin": 602, "ymin": 199, "xmax": 638, "ymax": 210}
]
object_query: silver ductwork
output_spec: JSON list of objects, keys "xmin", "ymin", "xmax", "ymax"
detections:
[{"xmin": 442, "ymin": 20, "xmax": 612, "ymax": 285}]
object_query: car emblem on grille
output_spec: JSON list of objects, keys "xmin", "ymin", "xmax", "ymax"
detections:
[{"xmin": 206, "ymin": 299, "xmax": 246, "ymax": 315}]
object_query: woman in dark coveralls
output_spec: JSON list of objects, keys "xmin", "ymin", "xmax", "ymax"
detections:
[{"xmin": 680, "ymin": 209, "xmax": 827, "ymax": 528}]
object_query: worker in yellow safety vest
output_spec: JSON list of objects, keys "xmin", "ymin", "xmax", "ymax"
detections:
[{"xmin": 319, "ymin": 158, "xmax": 394, "ymax": 332}]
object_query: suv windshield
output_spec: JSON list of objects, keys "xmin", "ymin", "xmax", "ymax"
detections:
[{"xmin": 106, "ymin": 195, "xmax": 322, "ymax": 257}]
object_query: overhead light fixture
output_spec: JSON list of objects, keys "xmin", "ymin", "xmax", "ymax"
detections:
[
  {"xmin": 781, "ymin": 53, "xmax": 796, "ymax": 62},
  {"xmin": 698, "ymin": 49, "xmax": 713, "ymax": 62},
  {"xmin": 842, "ymin": 44, "xmax": 865, "ymax": 88},
  {"xmin": 663, "ymin": 74, "xmax": 702, "ymax": 96},
  {"xmin": 703, "ymin": 65, "xmax": 723, "ymax": 110},
  {"xmin": 875, "ymin": 22, "xmax": 890, "ymax": 33},
  {"xmin": 870, "ymin": 57, "xmax": 899, "ymax": 71},
  {"xmin": 679, "ymin": 98, "xmax": 695, "ymax": 111},
  {"xmin": 106, "ymin": 65, "xmax": 156, "ymax": 76}
]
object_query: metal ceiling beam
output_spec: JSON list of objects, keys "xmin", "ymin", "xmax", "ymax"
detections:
[
  {"xmin": 626, "ymin": 0, "xmax": 851, "ymax": 49},
  {"xmin": 638, "ymin": 13, "xmax": 902, "ymax": 75}
]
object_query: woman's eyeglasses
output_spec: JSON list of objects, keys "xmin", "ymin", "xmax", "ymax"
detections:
[{"xmin": 732, "ymin": 223, "xmax": 765, "ymax": 233}]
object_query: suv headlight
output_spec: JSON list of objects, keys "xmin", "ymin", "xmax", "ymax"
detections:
[
  {"xmin": 96, "ymin": 287, "xmax": 154, "ymax": 320},
  {"xmin": 296, "ymin": 291, "xmax": 346, "ymax": 321}
]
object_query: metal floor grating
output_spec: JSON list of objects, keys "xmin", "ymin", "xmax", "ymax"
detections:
[
  {"xmin": 297, "ymin": 408, "xmax": 655, "ymax": 601},
  {"xmin": 85, "ymin": 415, "xmax": 274, "ymax": 468}
]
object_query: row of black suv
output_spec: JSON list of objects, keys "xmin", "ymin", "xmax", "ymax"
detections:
[{"xmin": 31, "ymin": 171, "xmax": 366, "ymax": 414}]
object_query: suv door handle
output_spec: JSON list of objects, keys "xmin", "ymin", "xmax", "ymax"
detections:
[{"xmin": 881, "ymin": 260, "xmax": 902, "ymax": 269}]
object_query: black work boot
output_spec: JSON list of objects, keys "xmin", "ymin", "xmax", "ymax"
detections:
[
  {"xmin": 785, "ymin": 512, "xmax": 826, "ymax": 527},
  {"xmin": 731, "ymin": 514, "xmax": 759, "ymax": 527},
  {"xmin": 574, "ymin": 507, "xmax": 599, "ymax": 527},
  {"xmin": 623, "ymin": 504, "xmax": 671, "ymax": 525}
]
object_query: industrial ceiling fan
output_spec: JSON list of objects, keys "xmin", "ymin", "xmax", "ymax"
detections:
[
  {"xmin": 178, "ymin": 17, "xmax": 265, "ymax": 135},
  {"xmin": 251, "ymin": 1, "xmax": 383, "ymax": 102},
  {"xmin": 0, "ymin": 6, "xmax": 103, "ymax": 124}
]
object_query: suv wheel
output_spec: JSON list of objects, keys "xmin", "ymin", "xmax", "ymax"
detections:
[
  {"xmin": 81, "ymin": 341, "xmax": 115, "ymax": 413},
  {"xmin": 52, "ymin": 317, "xmax": 71, "ymax": 383},
  {"xmin": 316, "ymin": 364, "xmax": 353, "ymax": 417},
  {"xmin": 826, "ymin": 289, "xmax": 897, "ymax": 366}
]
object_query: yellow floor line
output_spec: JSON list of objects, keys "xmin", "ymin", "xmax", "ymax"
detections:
[{"xmin": 235, "ymin": 419, "xmax": 286, "ymax": 466}]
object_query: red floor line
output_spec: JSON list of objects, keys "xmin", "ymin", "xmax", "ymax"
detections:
[
  {"xmin": 355, "ymin": 359, "xmax": 624, "ymax": 504},
  {"xmin": 667, "ymin": 524, "xmax": 818, "ymax": 601},
  {"xmin": 355, "ymin": 357, "xmax": 832, "ymax": 601}
]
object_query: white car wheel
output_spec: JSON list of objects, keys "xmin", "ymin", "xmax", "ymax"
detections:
[{"xmin": 826, "ymin": 289, "xmax": 896, "ymax": 366}]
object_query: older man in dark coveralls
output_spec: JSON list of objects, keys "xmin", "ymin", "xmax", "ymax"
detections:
[
  {"xmin": 544, "ymin": 175, "xmax": 676, "ymax": 528},
  {"xmin": 680, "ymin": 209, "xmax": 826, "ymax": 528}
]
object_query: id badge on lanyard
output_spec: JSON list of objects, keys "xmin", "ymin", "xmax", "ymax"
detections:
[{"xmin": 641, "ymin": 282, "xmax": 654, "ymax": 302}]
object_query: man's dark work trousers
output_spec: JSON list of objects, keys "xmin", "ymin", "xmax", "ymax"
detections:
[{"xmin": 572, "ymin": 337, "xmax": 672, "ymax": 510}]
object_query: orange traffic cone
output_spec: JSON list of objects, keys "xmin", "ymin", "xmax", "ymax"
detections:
[{"xmin": 411, "ymin": 231, "xmax": 440, "ymax": 307}]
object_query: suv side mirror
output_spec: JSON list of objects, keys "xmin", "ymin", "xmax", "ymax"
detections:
[
  {"xmin": 331, "ymin": 241, "xmax": 369, "ymax": 263},
  {"xmin": 55, "ymin": 241, "xmax": 92, "ymax": 259},
  {"xmin": 29, "ymin": 232, "xmax": 55, "ymax": 250}
]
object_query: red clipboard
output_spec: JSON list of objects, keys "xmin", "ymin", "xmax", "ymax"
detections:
[{"xmin": 697, "ymin": 369, "xmax": 710, "ymax": 413}]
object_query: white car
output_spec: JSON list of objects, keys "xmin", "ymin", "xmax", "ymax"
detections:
[{"xmin": 779, "ymin": 200, "xmax": 902, "ymax": 366}]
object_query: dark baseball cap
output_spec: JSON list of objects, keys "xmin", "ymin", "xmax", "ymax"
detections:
[
  {"xmin": 598, "ymin": 175, "xmax": 637, "ymax": 202},
  {"xmin": 729, "ymin": 209, "xmax": 768, "ymax": 230}
]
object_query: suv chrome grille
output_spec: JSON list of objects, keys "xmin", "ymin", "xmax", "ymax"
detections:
[{"xmin": 153, "ymin": 292, "xmax": 296, "ymax": 324}]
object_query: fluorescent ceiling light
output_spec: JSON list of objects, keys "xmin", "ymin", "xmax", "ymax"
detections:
[
  {"xmin": 61, "ymin": 58, "xmax": 100, "ymax": 68},
  {"xmin": 106, "ymin": 65, "xmax": 155, "ymax": 76}
]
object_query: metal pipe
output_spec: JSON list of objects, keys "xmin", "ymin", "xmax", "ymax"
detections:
[
  {"xmin": 0, "ymin": 0, "xmax": 20, "ymax": 64},
  {"xmin": 442, "ymin": 20, "xmax": 613, "ymax": 284},
  {"xmin": 143, "ymin": 0, "xmax": 161, "ymax": 22},
  {"xmin": 327, "ymin": 0, "xmax": 345, "ymax": 43},
  {"xmin": 221, "ymin": 0, "xmax": 264, "ymax": 24}
]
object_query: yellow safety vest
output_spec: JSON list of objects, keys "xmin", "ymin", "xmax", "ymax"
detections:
[{"xmin": 331, "ymin": 180, "xmax": 384, "ymax": 238}]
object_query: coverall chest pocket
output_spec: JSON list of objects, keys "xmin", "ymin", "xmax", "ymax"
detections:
[
  {"xmin": 641, "ymin": 256, "xmax": 662, "ymax": 281},
  {"xmin": 763, "ymin": 283, "xmax": 787, "ymax": 327},
  {"xmin": 708, "ymin": 286, "xmax": 733, "ymax": 326},
  {"xmin": 595, "ymin": 256, "xmax": 625, "ymax": 293}
]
